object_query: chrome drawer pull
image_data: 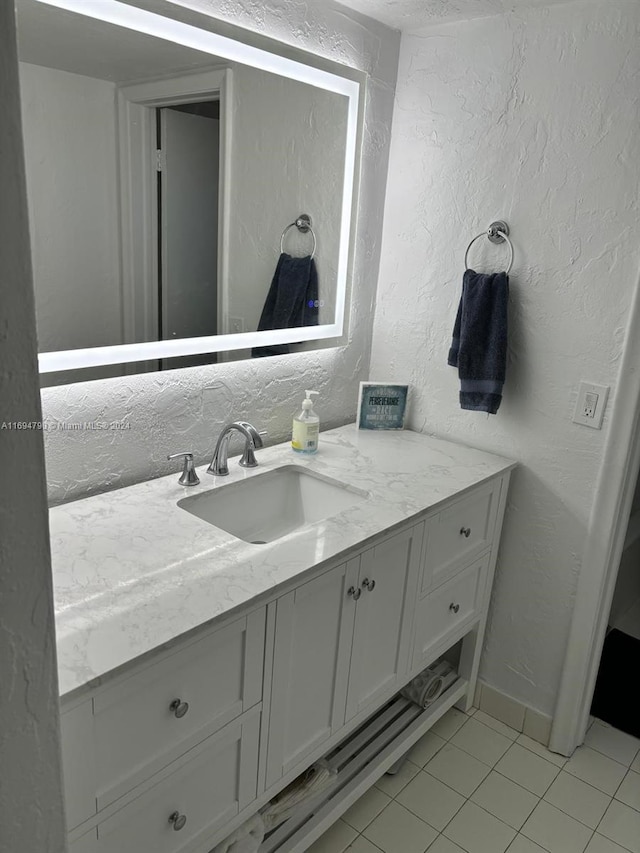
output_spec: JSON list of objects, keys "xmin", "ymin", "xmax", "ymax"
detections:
[
  {"xmin": 168, "ymin": 811, "xmax": 187, "ymax": 831},
  {"xmin": 362, "ymin": 578, "xmax": 376, "ymax": 591},
  {"xmin": 460, "ymin": 527, "xmax": 471, "ymax": 538},
  {"xmin": 449, "ymin": 603, "xmax": 460, "ymax": 614},
  {"xmin": 347, "ymin": 586, "xmax": 362, "ymax": 600},
  {"xmin": 169, "ymin": 699, "xmax": 190, "ymax": 719}
]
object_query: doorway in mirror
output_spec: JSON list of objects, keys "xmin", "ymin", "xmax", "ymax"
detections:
[{"xmin": 157, "ymin": 100, "xmax": 220, "ymax": 370}]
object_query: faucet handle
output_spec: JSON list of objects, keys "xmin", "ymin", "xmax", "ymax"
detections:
[
  {"xmin": 167, "ymin": 452, "xmax": 200, "ymax": 486},
  {"xmin": 238, "ymin": 428, "xmax": 267, "ymax": 468}
]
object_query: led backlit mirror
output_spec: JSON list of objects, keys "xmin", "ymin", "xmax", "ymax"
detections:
[{"xmin": 16, "ymin": 0, "xmax": 360, "ymax": 383}]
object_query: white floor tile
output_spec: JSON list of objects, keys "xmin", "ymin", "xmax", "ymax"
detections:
[
  {"xmin": 520, "ymin": 800, "xmax": 592, "ymax": 853},
  {"xmin": 543, "ymin": 770, "xmax": 611, "ymax": 829},
  {"xmin": 586, "ymin": 721, "xmax": 640, "ymax": 767},
  {"xmin": 375, "ymin": 759, "xmax": 420, "ymax": 798},
  {"xmin": 443, "ymin": 801, "xmax": 516, "ymax": 853},
  {"xmin": 584, "ymin": 834, "xmax": 632, "ymax": 853},
  {"xmin": 308, "ymin": 721, "xmax": 640, "ymax": 853},
  {"xmin": 516, "ymin": 733, "xmax": 567, "ymax": 768},
  {"xmin": 342, "ymin": 786, "xmax": 391, "ymax": 832},
  {"xmin": 494, "ymin": 743, "xmax": 560, "ymax": 796},
  {"xmin": 426, "ymin": 837, "xmax": 466, "ymax": 853},
  {"xmin": 507, "ymin": 836, "xmax": 549, "ymax": 853},
  {"xmin": 363, "ymin": 801, "xmax": 438, "ymax": 853},
  {"xmin": 564, "ymin": 746, "xmax": 627, "ymax": 795},
  {"xmin": 451, "ymin": 717, "xmax": 512, "ymax": 767},
  {"xmin": 615, "ymin": 769, "xmax": 640, "ymax": 812},
  {"xmin": 598, "ymin": 799, "xmax": 640, "ymax": 853},
  {"xmin": 431, "ymin": 709, "xmax": 468, "ymax": 741},
  {"xmin": 347, "ymin": 837, "xmax": 385, "ymax": 853},
  {"xmin": 425, "ymin": 743, "xmax": 491, "ymax": 797},
  {"xmin": 473, "ymin": 710, "xmax": 520, "ymax": 741},
  {"xmin": 407, "ymin": 731, "xmax": 448, "ymax": 768},
  {"xmin": 307, "ymin": 820, "xmax": 358, "ymax": 853},
  {"xmin": 397, "ymin": 770, "xmax": 465, "ymax": 831},
  {"xmin": 471, "ymin": 770, "xmax": 539, "ymax": 830}
]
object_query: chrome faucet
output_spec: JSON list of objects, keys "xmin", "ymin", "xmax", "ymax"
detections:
[{"xmin": 207, "ymin": 421, "xmax": 265, "ymax": 476}]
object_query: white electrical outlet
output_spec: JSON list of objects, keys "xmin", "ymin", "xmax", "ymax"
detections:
[
  {"xmin": 573, "ymin": 381, "xmax": 609, "ymax": 429},
  {"xmin": 229, "ymin": 316, "xmax": 245, "ymax": 333}
]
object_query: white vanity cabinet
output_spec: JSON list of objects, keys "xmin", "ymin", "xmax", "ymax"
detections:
[
  {"xmin": 63, "ymin": 609, "xmax": 266, "ymax": 846},
  {"xmin": 265, "ymin": 523, "xmax": 424, "ymax": 788},
  {"xmin": 344, "ymin": 524, "xmax": 424, "ymax": 722},
  {"xmin": 265, "ymin": 560, "xmax": 357, "ymax": 788},
  {"xmin": 61, "ymin": 462, "xmax": 512, "ymax": 853},
  {"xmin": 96, "ymin": 711, "xmax": 260, "ymax": 853}
]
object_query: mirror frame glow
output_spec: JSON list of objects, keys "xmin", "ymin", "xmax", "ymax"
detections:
[{"xmin": 34, "ymin": 0, "xmax": 360, "ymax": 374}]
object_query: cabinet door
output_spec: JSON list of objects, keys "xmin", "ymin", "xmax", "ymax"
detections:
[
  {"xmin": 265, "ymin": 560, "xmax": 358, "ymax": 787},
  {"xmin": 345, "ymin": 524, "xmax": 424, "ymax": 722}
]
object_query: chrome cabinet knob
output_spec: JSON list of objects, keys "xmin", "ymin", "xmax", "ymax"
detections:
[
  {"xmin": 362, "ymin": 578, "xmax": 376, "ymax": 591},
  {"xmin": 169, "ymin": 698, "xmax": 189, "ymax": 719},
  {"xmin": 449, "ymin": 603, "xmax": 460, "ymax": 614},
  {"xmin": 460, "ymin": 527, "xmax": 471, "ymax": 538},
  {"xmin": 347, "ymin": 586, "xmax": 362, "ymax": 600},
  {"xmin": 168, "ymin": 811, "xmax": 187, "ymax": 831}
]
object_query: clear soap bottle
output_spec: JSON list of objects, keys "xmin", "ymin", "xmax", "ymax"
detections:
[{"xmin": 292, "ymin": 390, "xmax": 320, "ymax": 454}]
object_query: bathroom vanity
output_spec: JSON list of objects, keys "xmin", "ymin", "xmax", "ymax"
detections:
[{"xmin": 51, "ymin": 425, "xmax": 514, "ymax": 853}]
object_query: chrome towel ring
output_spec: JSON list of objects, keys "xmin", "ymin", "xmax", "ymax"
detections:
[
  {"xmin": 280, "ymin": 213, "xmax": 316, "ymax": 259},
  {"xmin": 464, "ymin": 220, "xmax": 513, "ymax": 274}
]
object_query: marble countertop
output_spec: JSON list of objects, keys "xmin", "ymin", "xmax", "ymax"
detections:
[{"xmin": 50, "ymin": 425, "xmax": 515, "ymax": 699}]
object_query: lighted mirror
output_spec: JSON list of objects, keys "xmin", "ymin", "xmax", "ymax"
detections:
[{"xmin": 16, "ymin": 0, "xmax": 360, "ymax": 383}]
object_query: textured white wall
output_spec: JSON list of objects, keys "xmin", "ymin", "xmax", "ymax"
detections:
[
  {"xmin": 370, "ymin": 0, "xmax": 640, "ymax": 716},
  {"xmin": 228, "ymin": 66, "xmax": 346, "ymax": 330},
  {"xmin": 41, "ymin": 0, "xmax": 400, "ymax": 505},
  {"xmin": 20, "ymin": 63, "xmax": 122, "ymax": 353},
  {"xmin": 0, "ymin": 4, "xmax": 67, "ymax": 851}
]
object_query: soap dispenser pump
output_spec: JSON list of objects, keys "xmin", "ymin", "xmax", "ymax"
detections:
[{"xmin": 292, "ymin": 390, "xmax": 320, "ymax": 454}]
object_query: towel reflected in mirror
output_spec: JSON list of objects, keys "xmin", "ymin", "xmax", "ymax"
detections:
[{"xmin": 252, "ymin": 253, "xmax": 319, "ymax": 358}]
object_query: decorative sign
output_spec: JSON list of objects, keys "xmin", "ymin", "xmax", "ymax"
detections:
[{"xmin": 357, "ymin": 383, "xmax": 409, "ymax": 430}]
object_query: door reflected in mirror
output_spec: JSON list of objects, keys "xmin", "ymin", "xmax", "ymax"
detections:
[{"xmin": 16, "ymin": 0, "xmax": 358, "ymax": 383}]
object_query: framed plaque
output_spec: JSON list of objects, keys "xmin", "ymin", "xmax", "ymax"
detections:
[{"xmin": 357, "ymin": 382, "xmax": 409, "ymax": 430}]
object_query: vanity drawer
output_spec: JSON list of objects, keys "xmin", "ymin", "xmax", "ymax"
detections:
[
  {"xmin": 422, "ymin": 480, "xmax": 500, "ymax": 592},
  {"xmin": 95, "ymin": 710, "xmax": 260, "ymax": 853},
  {"xmin": 413, "ymin": 555, "xmax": 488, "ymax": 668},
  {"xmin": 91, "ymin": 609, "xmax": 265, "ymax": 811}
]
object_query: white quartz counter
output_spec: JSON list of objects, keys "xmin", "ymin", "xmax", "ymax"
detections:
[{"xmin": 50, "ymin": 425, "xmax": 515, "ymax": 699}]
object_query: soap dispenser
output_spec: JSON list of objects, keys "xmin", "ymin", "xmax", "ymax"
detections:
[{"xmin": 292, "ymin": 390, "xmax": 320, "ymax": 454}]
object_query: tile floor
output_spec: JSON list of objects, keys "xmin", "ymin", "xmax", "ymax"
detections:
[{"xmin": 307, "ymin": 709, "xmax": 640, "ymax": 853}]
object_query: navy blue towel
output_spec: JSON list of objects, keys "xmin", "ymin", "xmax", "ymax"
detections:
[
  {"xmin": 448, "ymin": 269, "xmax": 509, "ymax": 414},
  {"xmin": 252, "ymin": 253, "xmax": 319, "ymax": 358}
]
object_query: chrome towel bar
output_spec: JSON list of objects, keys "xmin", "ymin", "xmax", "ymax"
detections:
[
  {"xmin": 464, "ymin": 220, "xmax": 513, "ymax": 274},
  {"xmin": 280, "ymin": 213, "xmax": 317, "ymax": 258}
]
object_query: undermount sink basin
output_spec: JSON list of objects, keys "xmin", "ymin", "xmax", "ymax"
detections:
[{"xmin": 178, "ymin": 465, "xmax": 368, "ymax": 544}]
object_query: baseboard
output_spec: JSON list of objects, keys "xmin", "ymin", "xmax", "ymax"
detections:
[{"xmin": 476, "ymin": 680, "xmax": 552, "ymax": 746}]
